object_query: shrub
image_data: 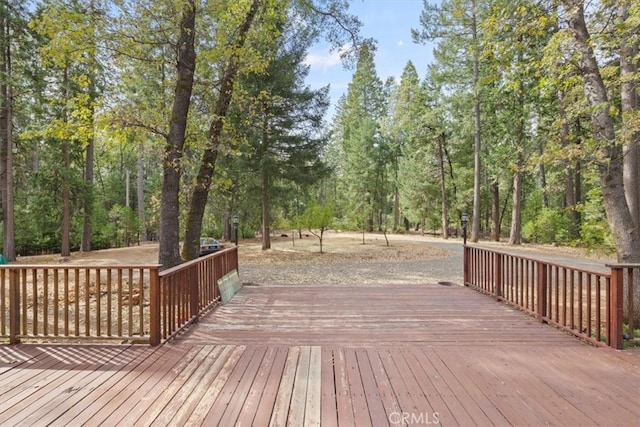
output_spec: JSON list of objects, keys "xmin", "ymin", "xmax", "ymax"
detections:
[{"xmin": 522, "ymin": 208, "xmax": 570, "ymax": 244}]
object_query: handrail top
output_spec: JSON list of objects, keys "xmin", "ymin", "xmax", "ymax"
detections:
[
  {"xmin": 468, "ymin": 245, "xmax": 610, "ymax": 277},
  {"xmin": 159, "ymin": 246, "xmax": 238, "ymax": 277},
  {"xmin": 605, "ymin": 263, "xmax": 640, "ymax": 268},
  {"xmin": 0, "ymin": 264, "xmax": 162, "ymax": 269}
]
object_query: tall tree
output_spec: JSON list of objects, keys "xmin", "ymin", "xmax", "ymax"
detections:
[
  {"xmin": 31, "ymin": 0, "xmax": 103, "ymax": 257},
  {"xmin": 560, "ymin": 0, "xmax": 640, "ymax": 263},
  {"xmin": 158, "ymin": 0, "xmax": 196, "ymax": 268},
  {"xmin": 414, "ymin": 0, "xmax": 489, "ymax": 242},
  {"xmin": 337, "ymin": 42, "xmax": 389, "ymax": 233},
  {"xmin": 227, "ymin": 19, "xmax": 329, "ymax": 251},
  {"xmin": 0, "ymin": 0, "xmax": 22, "ymax": 261},
  {"xmin": 181, "ymin": 0, "xmax": 362, "ymax": 260},
  {"xmin": 618, "ymin": 2, "xmax": 640, "ymax": 230},
  {"xmin": 181, "ymin": 0, "xmax": 262, "ymax": 261},
  {"xmin": 388, "ymin": 61, "xmax": 423, "ymax": 232}
]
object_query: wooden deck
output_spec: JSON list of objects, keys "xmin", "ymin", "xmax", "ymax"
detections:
[{"xmin": 1, "ymin": 283, "xmax": 639, "ymax": 426}]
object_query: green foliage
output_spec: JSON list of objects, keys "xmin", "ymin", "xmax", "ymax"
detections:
[
  {"xmin": 522, "ymin": 208, "xmax": 570, "ymax": 245},
  {"xmin": 298, "ymin": 201, "xmax": 334, "ymax": 233},
  {"xmin": 579, "ymin": 188, "xmax": 614, "ymax": 252},
  {"xmin": 107, "ymin": 205, "xmax": 140, "ymax": 247},
  {"xmin": 297, "ymin": 199, "xmax": 334, "ymax": 253}
]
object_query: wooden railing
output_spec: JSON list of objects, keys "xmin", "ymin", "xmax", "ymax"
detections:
[
  {"xmin": 155, "ymin": 247, "xmax": 238, "ymax": 344},
  {"xmin": 464, "ymin": 246, "xmax": 639, "ymax": 349},
  {"xmin": 0, "ymin": 247, "xmax": 238, "ymax": 346}
]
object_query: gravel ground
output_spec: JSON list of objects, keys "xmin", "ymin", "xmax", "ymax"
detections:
[
  {"xmin": 239, "ymin": 233, "xmax": 458, "ymax": 286},
  {"xmin": 238, "ymin": 231, "xmax": 615, "ymax": 287}
]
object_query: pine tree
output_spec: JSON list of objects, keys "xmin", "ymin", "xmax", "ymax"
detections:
[{"xmin": 226, "ymin": 18, "xmax": 330, "ymax": 250}]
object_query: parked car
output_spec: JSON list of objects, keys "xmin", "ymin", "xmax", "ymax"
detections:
[{"xmin": 199, "ymin": 237, "xmax": 220, "ymax": 256}]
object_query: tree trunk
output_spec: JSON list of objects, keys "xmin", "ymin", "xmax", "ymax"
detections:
[
  {"xmin": 61, "ymin": 140, "xmax": 71, "ymax": 257},
  {"xmin": 137, "ymin": 142, "xmax": 146, "ymax": 241},
  {"xmin": 158, "ymin": 0, "xmax": 196, "ymax": 269},
  {"xmin": 0, "ymin": 13, "xmax": 14, "ymax": 261},
  {"xmin": 261, "ymin": 167, "xmax": 271, "ymax": 250},
  {"xmin": 470, "ymin": 0, "xmax": 482, "ymax": 242},
  {"xmin": 490, "ymin": 179, "xmax": 500, "ymax": 241},
  {"xmin": 223, "ymin": 206, "xmax": 231, "ymax": 241},
  {"xmin": 559, "ymin": 91, "xmax": 580, "ymax": 239},
  {"xmin": 182, "ymin": 0, "xmax": 260, "ymax": 261},
  {"xmin": 538, "ymin": 142, "xmax": 549, "ymax": 209},
  {"xmin": 563, "ymin": 0, "xmax": 640, "ymax": 263},
  {"xmin": 81, "ymin": 133, "xmax": 94, "ymax": 252},
  {"xmin": 509, "ymin": 76, "xmax": 526, "ymax": 245},
  {"xmin": 508, "ymin": 158, "xmax": 523, "ymax": 245},
  {"xmin": 619, "ymin": 3, "xmax": 640, "ymax": 230},
  {"xmin": 437, "ymin": 134, "xmax": 449, "ymax": 239},
  {"xmin": 61, "ymin": 65, "xmax": 71, "ymax": 258},
  {"xmin": 393, "ymin": 183, "xmax": 400, "ymax": 232}
]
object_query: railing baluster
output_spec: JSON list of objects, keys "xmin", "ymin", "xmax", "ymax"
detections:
[
  {"xmin": 596, "ymin": 276, "xmax": 601, "ymax": 342},
  {"xmin": 627, "ymin": 268, "xmax": 634, "ymax": 338},
  {"xmin": 586, "ymin": 274, "xmax": 592, "ymax": 339},
  {"xmin": 578, "ymin": 272, "xmax": 583, "ymax": 335},
  {"xmin": 570, "ymin": 270, "xmax": 575, "ymax": 330}
]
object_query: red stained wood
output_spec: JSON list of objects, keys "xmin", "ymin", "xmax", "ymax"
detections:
[{"xmin": 1, "ymin": 283, "xmax": 639, "ymax": 426}]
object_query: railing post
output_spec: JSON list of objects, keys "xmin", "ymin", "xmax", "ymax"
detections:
[
  {"xmin": 608, "ymin": 266, "xmax": 624, "ymax": 350},
  {"xmin": 537, "ymin": 263, "xmax": 547, "ymax": 323},
  {"xmin": 191, "ymin": 267, "xmax": 200, "ymax": 321},
  {"xmin": 232, "ymin": 246, "xmax": 239, "ymax": 273},
  {"xmin": 149, "ymin": 267, "xmax": 161, "ymax": 346},
  {"xmin": 9, "ymin": 269, "xmax": 20, "ymax": 345},
  {"xmin": 463, "ymin": 246, "xmax": 469, "ymax": 286},
  {"xmin": 495, "ymin": 252, "xmax": 503, "ymax": 300}
]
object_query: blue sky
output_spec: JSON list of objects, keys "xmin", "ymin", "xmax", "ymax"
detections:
[{"xmin": 304, "ymin": 0, "xmax": 436, "ymax": 120}]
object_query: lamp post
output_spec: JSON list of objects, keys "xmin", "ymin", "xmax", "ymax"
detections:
[
  {"xmin": 461, "ymin": 212, "xmax": 469, "ymax": 246},
  {"xmin": 232, "ymin": 214, "xmax": 239, "ymax": 246}
]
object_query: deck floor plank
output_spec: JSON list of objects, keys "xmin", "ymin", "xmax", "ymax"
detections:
[
  {"xmin": 199, "ymin": 345, "xmax": 261, "ymax": 426},
  {"xmin": 404, "ymin": 347, "xmax": 476, "ymax": 426},
  {"xmin": 354, "ymin": 348, "xmax": 390, "ymax": 427},
  {"xmin": 320, "ymin": 347, "xmax": 339, "ymax": 427},
  {"xmin": 234, "ymin": 346, "xmax": 280, "ymax": 427},
  {"xmin": 268, "ymin": 346, "xmax": 300, "ymax": 427},
  {"xmin": 102, "ymin": 344, "xmax": 201, "ymax": 426},
  {"xmin": 0, "ymin": 346, "xmax": 135, "ymax": 426},
  {"xmin": 145, "ymin": 345, "xmax": 220, "ymax": 426},
  {"xmin": 344, "ymin": 348, "xmax": 373, "ymax": 426},
  {"xmin": 183, "ymin": 345, "xmax": 246, "ymax": 426},
  {"xmin": 287, "ymin": 345, "xmax": 311, "ymax": 426},
  {"xmin": 217, "ymin": 346, "xmax": 269, "ymax": 427},
  {"xmin": 1, "ymin": 283, "xmax": 640, "ymax": 426},
  {"xmin": 365, "ymin": 348, "xmax": 402, "ymax": 425},
  {"xmin": 37, "ymin": 345, "xmax": 168, "ymax": 426},
  {"xmin": 430, "ymin": 346, "xmax": 509, "ymax": 425},
  {"xmin": 334, "ymin": 347, "xmax": 356, "ymax": 426},
  {"xmin": 249, "ymin": 346, "xmax": 290, "ymax": 427},
  {"xmin": 305, "ymin": 346, "xmax": 323, "ymax": 427}
]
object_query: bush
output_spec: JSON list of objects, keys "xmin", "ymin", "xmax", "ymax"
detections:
[{"xmin": 522, "ymin": 208, "xmax": 570, "ymax": 244}]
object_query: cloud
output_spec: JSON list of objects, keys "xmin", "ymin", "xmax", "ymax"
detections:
[
  {"xmin": 397, "ymin": 40, "xmax": 404, "ymax": 47},
  {"xmin": 304, "ymin": 44, "xmax": 351, "ymax": 72},
  {"xmin": 304, "ymin": 51, "xmax": 342, "ymax": 70}
]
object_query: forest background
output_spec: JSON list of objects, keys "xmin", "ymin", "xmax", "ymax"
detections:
[{"xmin": 0, "ymin": 0, "xmax": 638, "ymax": 269}]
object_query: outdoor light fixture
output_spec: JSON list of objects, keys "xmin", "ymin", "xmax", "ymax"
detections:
[
  {"xmin": 232, "ymin": 214, "xmax": 239, "ymax": 246},
  {"xmin": 461, "ymin": 212, "xmax": 469, "ymax": 246}
]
